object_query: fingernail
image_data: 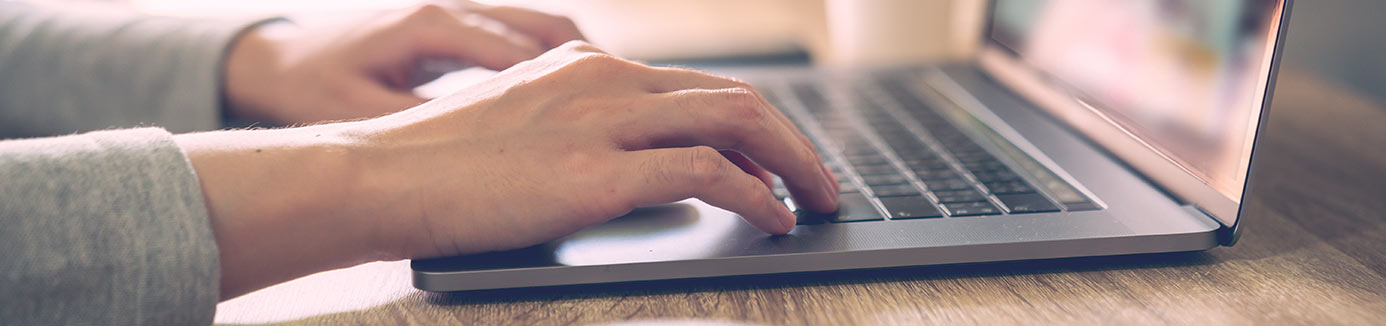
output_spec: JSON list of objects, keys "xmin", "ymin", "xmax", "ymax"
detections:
[
  {"xmin": 822, "ymin": 164, "xmax": 840, "ymax": 194},
  {"xmin": 818, "ymin": 179, "xmax": 836, "ymax": 209},
  {"xmin": 820, "ymin": 164, "xmax": 839, "ymax": 205},
  {"xmin": 779, "ymin": 207, "xmax": 797, "ymax": 233}
]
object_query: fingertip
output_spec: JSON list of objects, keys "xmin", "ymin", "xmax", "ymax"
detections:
[
  {"xmin": 821, "ymin": 163, "xmax": 840, "ymax": 195},
  {"xmin": 774, "ymin": 206, "xmax": 796, "ymax": 235},
  {"xmin": 813, "ymin": 179, "xmax": 839, "ymax": 214}
]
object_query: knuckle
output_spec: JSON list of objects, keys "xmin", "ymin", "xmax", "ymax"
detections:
[
  {"xmin": 406, "ymin": 4, "xmax": 451, "ymax": 21},
  {"xmin": 541, "ymin": 12, "xmax": 577, "ymax": 28},
  {"xmin": 557, "ymin": 40, "xmax": 601, "ymax": 53},
  {"xmin": 565, "ymin": 155, "xmax": 629, "ymax": 218},
  {"xmin": 564, "ymin": 52, "xmax": 625, "ymax": 76},
  {"xmin": 718, "ymin": 88, "xmax": 769, "ymax": 129},
  {"xmin": 661, "ymin": 66, "xmax": 699, "ymax": 76},
  {"xmin": 685, "ymin": 147, "xmax": 728, "ymax": 186},
  {"xmin": 574, "ymin": 52, "xmax": 620, "ymax": 66},
  {"xmin": 723, "ymin": 76, "xmax": 755, "ymax": 90},
  {"xmin": 555, "ymin": 16, "xmax": 581, "ymax": 32},
  {"xmin": 558, "ymin": 149, "xmax": 603, "ymax": 175},
  {"xmin": 797, "ymin": 139, "xmax": 820, "ymax": 164}
]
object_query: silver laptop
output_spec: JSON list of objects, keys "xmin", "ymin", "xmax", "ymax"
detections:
[{"xmin": 412, "ymin": 0, "xmax": 1293, "ymax": 292}]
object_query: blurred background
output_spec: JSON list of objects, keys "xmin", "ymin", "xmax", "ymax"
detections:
[{"xmin": 28, "ymin": 0, "xmax": 1386, "ymax": 106}]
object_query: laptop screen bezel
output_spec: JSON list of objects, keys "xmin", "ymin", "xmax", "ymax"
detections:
[{"xmin": 973, "ymin": 0, "xmax": 1292, "ymax": 237}]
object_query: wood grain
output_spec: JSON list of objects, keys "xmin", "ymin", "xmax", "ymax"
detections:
[{"xmin": 214, "ymin": 69, "xmax": 1386, "ymax": 326}]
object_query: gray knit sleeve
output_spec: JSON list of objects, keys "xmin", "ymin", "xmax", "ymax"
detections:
[
  {"xmin": 0, "ymin": 128, "xmax": 219, "ymax": 325},
  {"xmin": 0, "ymin": 2, "xmax": 269, "ymax": 138}
]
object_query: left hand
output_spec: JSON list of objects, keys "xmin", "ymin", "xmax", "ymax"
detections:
[{"xmin": 221, "ymin": 3, "xmax": 584, "ymax": 124}]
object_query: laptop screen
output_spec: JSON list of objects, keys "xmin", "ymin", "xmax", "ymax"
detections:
[{"xmin": 988, "ymin": 0, "xmax": 1282, "ymax": 202}]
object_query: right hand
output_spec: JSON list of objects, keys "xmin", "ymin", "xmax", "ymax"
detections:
[
  {"xmin": 345, "ymin": 41, "xmax": 840, "ymax": 257},
  {"xmin": 178, "ymin": 41, "xmax": 839, "ymax": 298}
]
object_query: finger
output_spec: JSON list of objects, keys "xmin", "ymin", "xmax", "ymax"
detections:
[
  {"xmin": 614, "ymin": 88, "xmax": 838, "ymax": 213},
  {"xmin": 721, "ymin": 150, "xmax": 774, "ymax": 189},
  {"xmin": 627, "ymin": 147, "xmax": 795, "ymax": 234},
  {"xmin": 643, "ymin": 67, "xmax": 830, "ymax": 188},
  {"xmin": 643, "ymin": 67, "xmax": 817, "ymax": 146},
  {"xmin": 405, "ymin": 5, "xmax": 545, "ymax": 70},
  {"xmin": 459, "ymin": 2, "xmax": 586, "ymax": 48},
  {"xmin": 346, "ymin": 78, "xmax": 430, "ymax": 116},
  {"xmin": 454, "ymin": 12, "xmax": 546, "ymax": 56}
]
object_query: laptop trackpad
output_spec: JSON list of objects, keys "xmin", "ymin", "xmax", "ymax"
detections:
[
  {"xmin": 549, "ymin": 200, "xmax": 751, "ymax": 266},
  {"xmin": 412, "ymin": 199, "xmax": 764, "ymax": 272}
]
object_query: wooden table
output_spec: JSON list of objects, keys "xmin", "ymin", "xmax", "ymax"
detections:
[{"xmin": 214, "ymin": 69, "xmax": 1386, "ymax": 325}]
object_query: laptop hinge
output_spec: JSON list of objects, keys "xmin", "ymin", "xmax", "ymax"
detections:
[{"xmin": 1182, "ymin": 205, "xmax": 1237, "ymax": 246}]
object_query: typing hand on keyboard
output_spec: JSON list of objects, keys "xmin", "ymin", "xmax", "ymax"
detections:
[{"xmin": 179, "ymin": 42, "xmax": 845, "ymax": 298}]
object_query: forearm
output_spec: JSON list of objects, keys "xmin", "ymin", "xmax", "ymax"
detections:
[
  {"xmin": 174, "ymin": 124, "xmax": 392, "ymax": 299},
  {"xmin": 0, "ymin": 128, "xmax": 219, "ymax": 324},
  {"xmin": 0, "ymin": 3, "xmax": 273, "ymax": 138}
]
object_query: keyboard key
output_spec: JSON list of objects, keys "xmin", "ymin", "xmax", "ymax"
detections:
[
  {"xmin": 912, "ymin": 168, "xmax": 960, "ymax": 181},
  {"xmin": 1063, "ymin": 201, "xmax": 1102, "ymax": 211},
  {"xmin": 869, "ymin": 184, "xmax": 922, "ymax": 197},
  {"xmin": 894, "ymin": 150, "xmax": 938, "ymax": 160},
  {"xmin": 942, "ymin": 201, "xmax": 1002, "ymax": 216},
  {"xmin": 842, "ymin": 146, "xmax": 880, "ymax": 156},
  {"xmin": 860, "ymin": 174, "xmax": 911, "ymax": 186},
  {"xmin": 886, "ymin": 139, "xmax": 929, "ymax": 150},
  {"xmin": 791, "ymin": 83, "xmax": 829, "ymax": 113},
  {"xmin": 995, "ymin": 193, "xmax": 1060, "ymax": 214},
  {"xmin": 772, "ymin": 186, "xmax": 791, "ymax": 199},
  {"xmin": 852, "ymin": 164, "xmax": 899, "ymax": 175},
  {"xmin": 931, "ymin": 189, "xmax": 986, "ymax": 203},
  {"xmin": 923, "ymin": 178, "xmax": 974, "ymax": 191},
  {"xmin": 877, "ymin": 196, "xmax": 944, "ymax": 219},
  {"xmin": 881, "ymin": 82, "xmax": 930, "ymax": 109},
  {"xmin": 904, "ymin": 159, "xmax": 951, "ymax": 171},
  {"xmin": 984, "ymin": 181, "xmax": 1034, "ymax": 194},
  {"xmin": 972, "ymin": 170, "xmax": 1020, "ymax": 183},
  {"xmin": 847, "ymin": 155, "xmax": 891, "ymax": 166},
  {"xmin": 961, "ymin": 160, "xmax": 1008, "ymax": 172},
  {"xmin": 817, "ymin": 193, "xmax": 885, "ymax": 223},
  {"xmin": 796, "ymin": 213, "xmax": 828, "ymax": 225},
  {"xmin": 953, "ymin": 152, "xmax": 996, "ymax": 163},
  {"xmin": 874, "ymin": 127, "xmax": 909, "ymax": 136},
  {"xmin": 783, "ymin": 198, "xmax": 829, "ymax": 225},
  {"xmin": 838, "ymin": 182, "xmax": 859, "ymax": 193}
]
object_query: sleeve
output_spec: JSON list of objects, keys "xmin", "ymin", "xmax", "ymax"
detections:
[
  {"xmin": 0, "ymin": 2, "xmax": 271, "ymax": 138},
  {"xmin": 0, "ymin": 128, "xmax": 220, "ymax": 325}
]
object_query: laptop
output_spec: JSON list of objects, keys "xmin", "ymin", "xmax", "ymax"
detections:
[{"xmin": 412, "ymin": 0, "xmax": 1293, "ymax": 292}]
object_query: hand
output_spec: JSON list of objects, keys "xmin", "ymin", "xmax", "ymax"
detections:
[
  {"xmin": 176, "ymin": 41, "xmax": 839, "ymax": 299},
  {"xmin": 222, "ymin": 3, "xmax": 584, "ymax": 124}
]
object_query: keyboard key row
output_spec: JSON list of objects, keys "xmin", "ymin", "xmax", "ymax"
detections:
[{"xmin": 773, "ymin": 79, "xmax": 1081, "ymax": 220}]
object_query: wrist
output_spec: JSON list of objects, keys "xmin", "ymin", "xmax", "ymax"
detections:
[
  {"xmin": 223, "ymin": 22, "xmax": 296, "ymax": 122},
  {"xmin": 175, "ymin": 124, "xmax": 391, "ymax": 298}
]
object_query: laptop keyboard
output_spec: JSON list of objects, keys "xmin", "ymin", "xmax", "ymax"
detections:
[{"xmin": 760, "ymin": 75, "xmax": 1099, "ymax": 224}]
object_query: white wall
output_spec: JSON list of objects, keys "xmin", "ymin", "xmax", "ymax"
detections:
[{"xmin": 1280, "ymin": 0, "xmax": 1386, "ymax": 104}]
